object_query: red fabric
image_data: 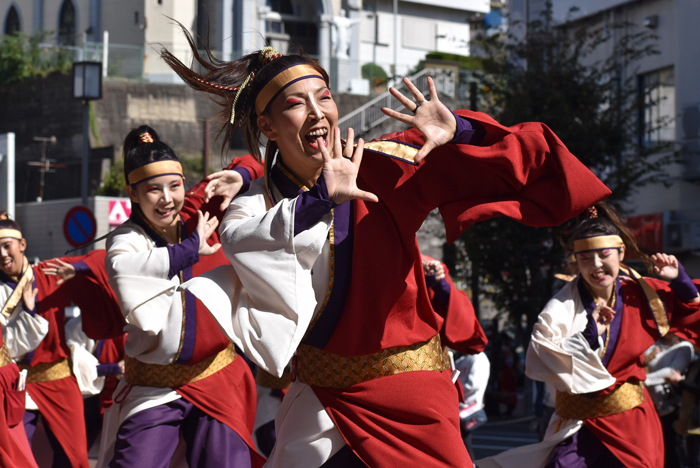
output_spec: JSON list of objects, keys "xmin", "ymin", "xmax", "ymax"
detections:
[
  {"xmin": 27, "ymin": 376, "xmax": 89, "ymax": 468},
  {"xmin": 176, "ymin": 357, "xmax": 265, "ymax": 468},
  {"xmin": 580, "ymin": 277, "xmax": 700, "ymax": 467},
  {"xmin": 183, "ymin": 154, "xmax": 265, "ymax": 224},
  {"xmin": 0, "ymin": 364, "xmax": 37, "ymax": 468},
  {"xmin": 422, "ymin": 255, "xmax": 488, "ymax": 355},
  {"xmin": 97, "ymin": 335, "xmax": 126, "ymax": 413},
  {"xmin": 313, "ymin": 369, "xmax": 470, "ymax": 468}
]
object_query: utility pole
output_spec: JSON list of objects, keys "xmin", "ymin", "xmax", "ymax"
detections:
[{"xmin": 28, "ymin": 136, "xmax": 64, "ymax": 201}]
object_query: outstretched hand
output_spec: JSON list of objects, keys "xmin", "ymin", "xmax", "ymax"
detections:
[
  {"xmin": 320, "ymin": 127, "xmax": 378, "ymax": 205},
  {"xmin": 41, "ymin": 258, "xmax": 76, "ymax": 286},
  {"xmin": 22, "ymin": 281, "xmax": 38, "ymax": 312},
  {"xmin": 204, "ymin": 170, "xmax": 244, "ymax": 211},
  {"xmin": 381, "ymin": 76, "xmax": 457, "ymax": 163},
  {"xmin": 195, "ymin": 210, "xmax": 222, "ymax": 256},
  {"xmin": 651, "ymin": 253, "xmax": 680, "ymax": 281}
]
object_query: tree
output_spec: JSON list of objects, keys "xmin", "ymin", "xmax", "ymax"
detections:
[
  {"xmin": 452, "ymin": 3, "xmax": 672, "ymax": 338},
  {"xmin": 0, "ymin": 32, "xmax": 72, "ymax": 84}
]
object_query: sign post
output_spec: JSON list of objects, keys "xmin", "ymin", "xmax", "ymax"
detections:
[{"xmin": 0, "ymin": 133, "xmax": 15, "ymax": 219}]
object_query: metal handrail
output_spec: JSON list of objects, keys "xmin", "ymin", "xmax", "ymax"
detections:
[{"xmin": 338, "ymin": 68, "xmax": 456, "ymax": 137}]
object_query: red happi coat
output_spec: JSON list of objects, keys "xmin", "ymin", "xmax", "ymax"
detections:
[
  {"xmin": 577, "ymin": 277, "xmax": 700, "ymax": 468},
  {"xmin": 22, "ymin": 250, "xmax": 121, "ymax": 468},
  {"xmin": 0, "ymin": 359, "xmax": 37, "ymax": 467},
  {"xmin": 296, "ymin": 110, "xmax": 612, "ymax": 467}
]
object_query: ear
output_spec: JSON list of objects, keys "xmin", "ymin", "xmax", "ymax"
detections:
[
  {"xmin": 619, "ymin": 245, "xmax": 626, "ymax": 262},
  {"xmin": 18, "ymin": 238, "xmax": 26, "ymax": 254},
  {"xmin": 257, "ymin": 114, "xmax": 278, "ymax": 141},
  {"xmin": 125, "ymin": 184, "xmax": 140, "ymax": 204}
]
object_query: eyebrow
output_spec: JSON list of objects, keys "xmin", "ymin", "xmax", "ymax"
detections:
[{"xmin": 285, "ymin": 87, "xmax": 330, "ymax": 98}]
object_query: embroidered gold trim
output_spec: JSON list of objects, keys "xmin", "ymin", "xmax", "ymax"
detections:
[
  {"xmin": 124, "ymin": 344, "xmax": 236, "ymax": 388},
  {"xmin": 0, "ymin": 343, "xmax": 12, "ymax": 368},
  {"xmin": 555, "ymin": 381, "xmax": 644, "ymax": 420},
  {"xmin": 19, "ymin": 359, "xmax": 72, "ymax": 384},
  {"xmin": 1, "ymin": 256, "xmax": 34, "ymax": 319},
  {"xmin": 363, "ymin": 140, "xmax": 419, "ymax": 164},
  {"xmin": 256, "ymin": 369, "xmax": 292, "ymax": 390},
  {"xmin": 294, "ymin": 334, "xmax": 448, "ymax": 389},
  {"xmin": 620, "ymin": 264, "xmax": 670, "ymax": 336},
  {"xmin": 127, "ymin": 160, "xmax": 184, "ymax": 185},
  {"xmin": 573, "ymin": 235, "xmax": 624, "ymax": 254}
]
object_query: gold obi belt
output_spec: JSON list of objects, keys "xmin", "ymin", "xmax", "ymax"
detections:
[
  {"xmin": 555, "ymin": 381, "xmax": 644, "ymax": 420},
  {"xmin": 256, "ymin": 369, "xmax": 292, "ymax": 390},
  {"xmin": 19, "ymin": 359, "xmax": 72, "ymax": 384},
  {"xmin": 125, "ymin": 344, "xmax": 236, "ymax": 388},
  {"xmin": 293, "ymin": 334, "xmax": 448, "ymax": 389}
]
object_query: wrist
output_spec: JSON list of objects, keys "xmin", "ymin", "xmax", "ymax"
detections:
[{"xmin": 670, "ymin": 263, "xmax": 698, "ymax": 302}]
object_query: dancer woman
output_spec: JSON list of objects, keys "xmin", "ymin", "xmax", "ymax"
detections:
[
  {"xmin": 165, "ymin": 31, "xmax": 611, "ymax": 467},
  {"xmin": 99, "ymin": 126, "xmax": 265, "ymax": 468},
  {"xmin": 479, "ymin": 204, "xmax": 700, "ymax": 468}
]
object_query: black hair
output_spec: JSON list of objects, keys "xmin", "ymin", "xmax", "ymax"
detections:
[
  {"xmin": 122, "ymin": 125, "xmax": 179, "ymax": 185},
  {"xmin": 0, "ymin": 218, "xmax": 22, "ymax": 232}
]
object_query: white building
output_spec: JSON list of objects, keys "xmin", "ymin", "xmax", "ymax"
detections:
[
  {"xmin": 1, "ymin": 0, "xmax": 488, "ymax": 91},
  {"xmin": 509, "ymin": 0, "xmax": 700, "ymax": 268}
]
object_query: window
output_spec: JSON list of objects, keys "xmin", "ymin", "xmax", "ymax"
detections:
[
  {"xmin": 639, "ymin": 67, "xmax": 675, "ymax": 146},
  {"xmin": 58, "ymin": 0, "xmax": 75, "ymax": 46},
  {"xmin": 4, "ymin": 6, "xmax": 20, "ymax": 35}
]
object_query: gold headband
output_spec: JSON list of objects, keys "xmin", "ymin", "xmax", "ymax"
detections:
[
  {"xmin": 0, "ymin": 229, "xmax": 22, "ymax": 240},
  {"xmin": 573, "ymin": 235, "xmax": 624, "ymax": 254},
  {"xmin": 127, "ymin": 160, "xmax": 184, "ymax": 185},
  {"xmin": 255, "ymin": 64, "xmax": 325, "ymax": 115}
]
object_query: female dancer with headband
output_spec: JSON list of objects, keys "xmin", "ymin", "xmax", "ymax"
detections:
[
  {"xmin": 164, "ymin": 28, "xmax": 611, "ymax": 467},
  {"xmin": 98, "ymin": 126, "xmax": 265, "ymax": 468},
  {"xmin": 479, "ymin": 204, "xmax": 700, "ymax": 468}
]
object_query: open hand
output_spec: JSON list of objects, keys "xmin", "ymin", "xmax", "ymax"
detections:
[
  {"xmin": 195, "ymin": 210, "xmax": 222, "ymax": 256},
  {"xmin": 204, "ymin": 170, "xmax": 244, "ymax": 211},
  {"xmin": 22, "ymin": 281, "xmax": 38, "ymax": 312},
  {"xmin": 320, "ymin": 127, "xmax": 378, "ymax": 205},
  {"xmin": 591, "ymin": 300, "xmax": 615, "ymax": 336},
  {"xmin": 41, "ymin": 258, "xmax": 76, "ymax": 286},
  {"xmin": 651, "ymin": 253, "xmax": 680, "ymax": 281},
  {"xmin": 381, "ymin": 76, "xmax": 457, "ymax": 163}
]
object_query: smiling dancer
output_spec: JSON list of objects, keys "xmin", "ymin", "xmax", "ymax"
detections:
[
  {"xmin": 98, "ymin": 126, "xmax": 265, "ymax": 468},
  {"xmin": 163, "ymin": 29, "xmax": 611, "ymax": 467},
  {"xmin": 479, "ymin": 203, "xmax": 700, "ymax": 468}
]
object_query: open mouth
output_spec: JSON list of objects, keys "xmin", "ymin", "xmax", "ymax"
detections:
[
  {"xmin": 592, "ymin": 270, "xmax": 608, "ymax": 281},
  {"xmin": 2, "ymin": 258, "xmax": 12, "ymax": 270},
  {"xmin": 155, "ymin": 207, "xmax": 174, "ymax": 218},
  {"xmin": 305, "ymin": 127, "xmax": 329, "ymax": 149}
]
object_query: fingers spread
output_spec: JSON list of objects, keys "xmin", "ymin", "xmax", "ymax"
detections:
[
  {"xmin": 389, "ymin": 86, "xmax": 416, "ymax": 111},
  {"xmin": 427, "ymin": 76, "xmax": 438, "ymax": 101},
  {"xmin": 403, "ymin": 77, "xmax": 426, "ymax": 102},
  {"xmin": 414, "ymin": 141, "xmax": 438, "ymax": 163},
  {"xmin": 343, "ymin": 128, "xmax": 355, "ymax": 158},
  {"xmin": 381, "ymin": 107, "xmax": 413, "ymax": 126},
  {"xmin": 355, "ymin": 189, "xmax": 379, "ymax": 203}
]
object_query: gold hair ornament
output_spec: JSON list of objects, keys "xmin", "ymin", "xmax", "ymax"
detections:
[{"xmin": 140, "ymin": 133, "xmax": 154, "ymax": 144}]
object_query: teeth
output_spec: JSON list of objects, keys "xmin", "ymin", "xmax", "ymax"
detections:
[{"xmin": 306, "ymin": 128, "xmax": 328, "ymax": 137}]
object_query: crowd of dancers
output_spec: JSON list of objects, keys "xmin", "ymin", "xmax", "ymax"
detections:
[{"xmin": 0, "ymin": 22, "xmax": 697, "ymax": 468}]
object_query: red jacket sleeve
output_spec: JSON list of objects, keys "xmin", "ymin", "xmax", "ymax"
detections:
[
  {"xmin": 41, "ymin": 250, "xmax": 126, "ymax": 340},
  {"xmin": 427, "ymin": 261, "xmax": 488, "ymax": 354},
  {"xmin": 367, "ymin": 109, "xmax": 612, "ymax": 243},
  {"xmin": 666, "ymin": 279, "xmax": 700, "ymax": 344},
  {"xmin": 182, "ymin": 154, "xmax": 264, "ymax": 223}
]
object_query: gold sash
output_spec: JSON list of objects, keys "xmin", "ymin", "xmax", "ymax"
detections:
[
  {"xmin": 124, "ymin": 344, "xmax": 236, "ymax": 388},
  {"xmin": 619, "ymin": 264, "xmax": 670, "ymax": 336},
  {"xmin": 19, "ymin": 359, "xmax": 72, "ymax": 384},
  {"xmin": 1, "ymin": 257, "xmax": 34, "ymax": 318},
  {"xmin": 293, "ymin": 334, "xmax": 448, "ymax": 389},
  {"xmin": 555, "ymin": 381, "xmax": 645, "ymax": 420},
  {"xmin": 0, "ymin": 343, "xmax": 12, "ymax": 368}
]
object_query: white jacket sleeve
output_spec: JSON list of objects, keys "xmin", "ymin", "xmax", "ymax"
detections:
[
  {"xmin": 65, "ymin": 316, "xmax": 104, "ymax": 396},
  {"xmin": 180, "ymin": 180, "xmax": 331, "ymax": 377},
  {"xmin": 525, "ymin": 280, "xmax": 616, "ymax": 394},
  {"xmin": 3, "ymin": 307, "xmax": 49, "ymax": 359}
]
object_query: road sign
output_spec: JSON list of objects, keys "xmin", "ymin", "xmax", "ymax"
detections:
[
  {"xmin": 108, "ymin": 200, "xmax": 131, "ymax": 226},
  {"xmin": 63, "ymin": 206, "xmax": 97, "ymax": 248}
]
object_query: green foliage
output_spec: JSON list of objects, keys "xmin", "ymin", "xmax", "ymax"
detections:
[
  {"xmin": 0, "ymin": 32, "xmax": 72, "ymax": 84},
  {"xmin": 425, "ymin": 52, "xmax": 483, "ymax": 70},
  {"xmin": 453, "ymin": 3, "xmax": 672, "ymax": 336},
  {"xmin": 98, "ymin": 158, "xmax": 127, "ymax": 197},
  {"xmin": 361, "ymin": 63, "xmax": 388, "ymax": 87}
]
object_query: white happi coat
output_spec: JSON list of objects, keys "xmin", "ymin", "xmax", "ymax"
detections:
[
  {"xmin": 477, "ymin": 278, "xmax": 616, "ymax": 468},
  {"xmin": 182, "ymin": 177, "xmax": 347, "ymax": 467},
  {"xmin": 65, "ymin": 316, "xmax": 104, "ymax": 396},
  {"xmin": 0, "ymin": 279, "xmax": 49, "ymax": 361}
]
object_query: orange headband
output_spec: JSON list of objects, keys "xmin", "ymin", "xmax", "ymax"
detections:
[
  {"xmin": 255, "ymin": 64, "xmax": 325, "ymax": 115},
  {"xmin": 573, "ymin": 235, "xmax": 624, "ymax": 254},
  {"xmin": 127, "ymin": 160, "xmax": 184, "ymax": 185},
  {"xmin": 0, "ymin": 229, "xmax": 22, "ymax": 240}
]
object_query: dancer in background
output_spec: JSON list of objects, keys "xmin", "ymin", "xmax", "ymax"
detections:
[
  {"xmin": 0, "ymin": 217, "xmax": 119, "ymax": 468},
  {"xmin": 164, "ymin": 27, "xmax": 610, "ymax": 466},
  {"xmin": 99, "ymin": 126, "xmax": 265, "ymax": 468},
  {"xmin": 479, "ymin": 203, "xmax": 700, "ymax": 468}
]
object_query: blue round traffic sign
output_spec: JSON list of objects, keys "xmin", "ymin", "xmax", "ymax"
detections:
[{"xmin": 63, "ymin": 206, "xmax": 97, "ymax": 248}]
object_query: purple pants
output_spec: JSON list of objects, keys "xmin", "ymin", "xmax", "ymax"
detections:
[
  {"xmin": 545, "ymin": 425, "xmax": 624, "ymax": 468},
  {"xmin": 24, "ymin": 409, "xmax": 73, "ymax": 468},
  {"xmin": 108, "ymin": 398, "xmax": 251, "ymax": 468}
]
